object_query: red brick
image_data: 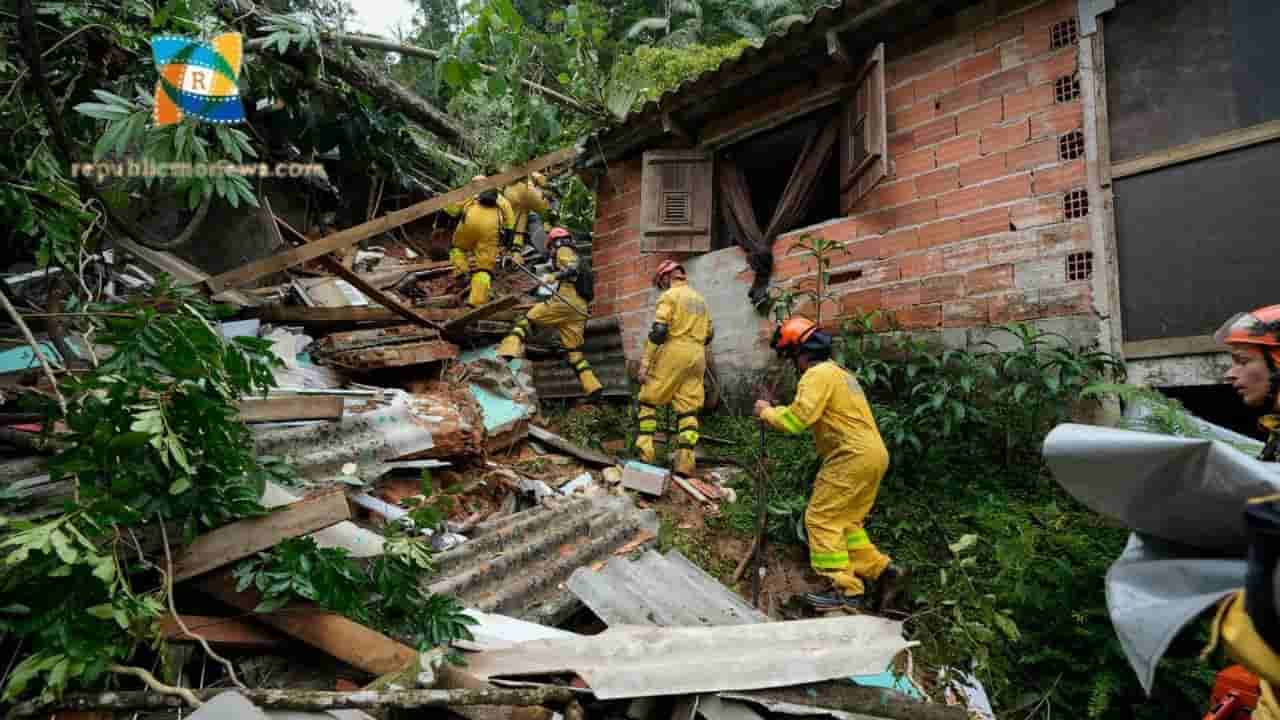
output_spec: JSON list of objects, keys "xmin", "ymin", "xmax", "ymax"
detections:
[
  {"xmin": 858, "ymin": 259, "xmax": 901, "ymax": 285},
  {"xmin": 937, "ymin": 134, "xmax": 981, "ymax": 166},
  {"xmin": 943, "ymin": 241, "xmax": 990, "ymax": 271},
  {"xmin": 620, "ymin": 269, "xmax": 652, "ymax": 296},
  {"xmin": 920, "ymin": 207, "xmax": 1012, "ymax": 247},
  {"xmin": 1033, "ymin": 159, "xmax": 1085, "ymax": 194},
  {"xmin": 989, "ymin": 291, "xmax": 1039, "ymax": 322},
  {"xmin": 944, "ymin": 298, "xmax": 990, "ymax": 327},
  {"xmin": 967, "ymin": 264, "xmax": 1015, "ymax": 294},
  {"xmin": 890, "ymin": 131, "xmax": 916, "ymax": 156},
  {"xmin": 957, "ymin": 50, "xmax": 1001, "ymax": 85},
  {"xmin": 958, "ymin": 98, "xmax": 1004, "ymax": 135},
  {"xmin": 976, "ymin": 16, "xmax": 1023, "ymax": 50},
  {"xmin": 859, "ymin": 200, "xmax": 939, "ymax": 236},
  {"xmin": 988, "ymin": 233, "xmax": 1041, "ymax": 264},
  {"xmin": 897, "ymin": 304, "xmax": 943, "ymax": 329},
  {"xmin": 1023, "ymin": 20, "xmax": 1055, "ymax": 58},
  {"xmin": 888, "ymin": 84, "xmax": 915, "ymax": 112},
  {"xmin": 938, "ymin": 83, "xmax": 982, "ymax": 114},
  {"xmin": 915, "ymin": 66, "xmax": 957, "ymax": 101},
  {"xmin": 1006, "ymin": 138, "xmax": 1058, "ymax": 170},
  {"xmin": 840, "ymin": 288, "xmax": 884, "ymax": 316},
  {"xmin": 914, "ymin": 116, "xmax": 959, "ymax": 148},
  {"xmin": 917, "ymin": 167, "xmax": 960, "ymax": 197},
  {"xmin": 890, "ymin": 101, "xmax": 938, "ymax": 132},
  {"xmin": 999, "ymin": 37, "xmax": 1028, "ymax": 70},
  {"xmin": 1037, "ymin": 222, "xmax": 1090, "ymax": 254},
  {"xmin": 1027, "ymin": 49, "xmax": 1077, "ymax": 86},
  {"xmin": 1020, "ymin": 0, "xmax": 1077, "ymax": 33},
  {"xmin": 1005, "ymin": 83, "xmax": 1056, "ymax": 119},
  {"xmin": 1040, "ymin": 284, "xmax": 1093, "ymax": 316},
  {"xmin": 892, "ymin": 148, "xmax": 937, "ymax": 178},
  {"xmin": 880, "ymin": 228, "xmax": 921, "ymax": 257},
  {"xmin": 1010, "ymin": 196, "xmax": 1066, "ymax": 229},
  {"xmin": 981, "ymin": 118, "xmax": 1031, "ymax": 154},
  {"xmin": 617, "ymin": 292, "xmax": 649, "ymax": 313},
  {"xmin": 862, "ymin": 178, "xmax": 918, "ymax": 210},
  {"xmin": 901, "ymin": 252, "xmax": 944, "ymax": 279},
  {"xmin": 980, "ymin": 68, "xmax": 1028, "ymax": 100},
  {"xmin": 921, "ymin": 274, "xmax": 966, "ymax": 303},
  {"xmin": 882, "ymin": 281, "xmax": 922, "ymax": 309},
  {"xmin": 1030, "ymin": 102, "xmax": 1083, "ymax": 139},
  {"xmin": 888, "ymin": 36, "xmax": 976, "ymax": 87},
  {"xmin": 937, "ymin": 173, "xmax": 1031, "ymax": 217},
  {"xmin": 959, "ymin": 154, "xmax": 1008, "ymax": 186}
]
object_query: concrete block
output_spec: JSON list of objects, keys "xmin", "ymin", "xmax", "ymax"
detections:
[
  {"xmin": 622, "ymin": 461, "xmax": 669, "ymax": 497},
  {"xmin": 1014, "ymin": 256, "xmax": 1065, "ymax": 290}
]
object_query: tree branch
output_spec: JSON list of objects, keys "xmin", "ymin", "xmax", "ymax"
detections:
[{"xmin": 105, "ymin": 664, "xmax": 202, "ymax": 709}]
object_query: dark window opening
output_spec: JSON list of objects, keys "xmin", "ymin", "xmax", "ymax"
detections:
[
  {"xmin": 1051, "ymin": 18, "xmax": 1079, "ymax": 50},
  {"xmin": 1158, "ymin": 385, "xmax": 1271, "ymax": 441},
  {"xmin": 1064, "ymin": 188, "xmax": 1089, "ymax": 218},
  {"xmin": 1055, "ymin": 74, "xmax": 1081, "ymax": 103},
  {"xmin": 714, "ymin": 109, "xmax": 841, "ymax": 251},
  {"xmin": 1059, "ymin": 129, "xmax": 1086, "ymax": 161},
  {"xmin": 1066, "ymin": 250, "xmax": 1093, "ymax": 281}
]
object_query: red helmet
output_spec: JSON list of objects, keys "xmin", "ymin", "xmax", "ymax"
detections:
[
  {"xmin": 771, "ymin": 316, "xmax": 818, "ymax": 356},
  {"xmin": 547, "ymin": 227, "xmax": 574, "ymax": 252},
  {"xmin": 653, "ymin": 260, "xmax": 684, "ymax": 289},
  {"xmin": 1216, "ymin": 305, "xmax": 1280, "ymax": 356}
]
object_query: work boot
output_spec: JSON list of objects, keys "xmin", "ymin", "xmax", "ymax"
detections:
[
  {"xmin": 804, "ymin": 589, "xmax": 866, "ymax": 613},
  {"xmin": 871, "ymin": 564, "xmax": 911, "ymax": 612}
]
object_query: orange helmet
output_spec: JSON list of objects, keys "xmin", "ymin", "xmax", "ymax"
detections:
[
  {"xmin": 1216, "ymin": 305, "xmax": 1280, "ymax": 356},
  {"xmin": 653, "ymin": 260, "xmax": 684, "ymax": 289},
  {"xmin": 547, "ymin": 227, "xmax": 574, "ymax": 253},
  {"xmin": 771, "ymin": 316, "xmax": 819, "ymax": 357}
]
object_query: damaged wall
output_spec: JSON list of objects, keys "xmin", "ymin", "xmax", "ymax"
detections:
[{"xmin": 587, "ymin": 0, "xmax": 1105, "ymax": 370}]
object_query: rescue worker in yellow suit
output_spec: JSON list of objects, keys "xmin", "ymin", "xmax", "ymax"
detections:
[
  {"xmin": 448, "ymin": 175, "xmax": 515, "ymax": 307},
  {"xmin": 636, "ymin": 260, "xmax": 713, "ymax": 476},
  {"xmin": 1196, "ymin": 304, "xmax": 1280, "ymax": 717},
  {"xmin": 753, "ymin": 316, "xmax": 908, "ymax": 612},
  {"xmin": 496, "ymin": 227, "xmax": 603, "ymax": 397},
  {"xmin": 501, "ymin": 172, "xmax": 551, "ymax": 266}
]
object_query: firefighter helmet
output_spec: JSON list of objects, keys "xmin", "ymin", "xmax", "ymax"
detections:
[
  {"xmin": 771, "ymin": 317, "xmax": 819, "ymax": 357},
  {"xmin": 653, "ymin": 260, "xmax": 684, "ymax": 289}
]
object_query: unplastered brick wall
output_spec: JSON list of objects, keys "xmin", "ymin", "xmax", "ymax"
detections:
[{"xmin": 774, "ymin": 0, "xmax": 1095, "ymax": 335}]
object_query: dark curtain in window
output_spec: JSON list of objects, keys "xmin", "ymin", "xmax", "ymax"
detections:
[{"xmin": 718, "ymin": 115, "xmax": 839, "ymax": 306}]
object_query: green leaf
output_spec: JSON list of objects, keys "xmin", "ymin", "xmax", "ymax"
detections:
[
  {"xmin": 49, "ymin": 529, "xmax": 78, "ymax": 564},
  {"xmin": 74, "ymin": 102, "xmax": 131, "ymax": 121},
  {"xmin": 86, "ymin": 603, "xmax": 115, "ymax": 620},
  {"xmin": 948, "ymin": 533, "xmax": 978, "ymax": 555},
  {"xmin": 169, "ymin": 476, "xmax": 192, "ymax": 495},
  {"xmin": 487, "ymin": 73, "xmax": 508, "ymax": 96},
  {"xmin": 92, "ymin": 556, "xmax": 116, "ymax": 584}
]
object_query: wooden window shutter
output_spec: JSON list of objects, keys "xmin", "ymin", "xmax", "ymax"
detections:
[
  {"xmin": 841, "ymin": 43, "xmax": 887, "ymax": 213},
  {"xmin": 640, "ymin": 150, "xmax": 713, "ymax": 253}
]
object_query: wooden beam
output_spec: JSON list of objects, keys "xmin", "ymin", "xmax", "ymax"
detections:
[
  {"xmin": 173, "ymin": 490, "xmax": 350, "ymax": 583},
  {"xmin": 237, "ymin": 395, "xmax": 345, "ymax": 423},
  {"xmin": 1122, "ymin": 334, "xmax": 1223, "ymax": 360},
  {"xmin": 255, "ymin": 305, "xmax": 404, "ymax": 326},
  {"xmin": 1111, "ymin": 118, "xmax": 1280, "ymax": 179},
  {"xmin": 528, "ymin": 425, "xmax": 615, "ymax": 467},
  {"xmin": 699, "ymin": 83, "xmax": 849, "ymax": 149},
  {"xmin": 205, "ymin": 147, "xmax": 579, "ymax": 293},
  {"xmin": 443, "ymin": 295, "xmax": 519, "ymax": 335},
  {"xmin": 826, "ymin": 30, "xmax": 851, "ymax": 66},
  {"xmin": 159, "ymin": 615, "xmax": 284, "ymax": 649},
  {"xmin": 197, "ymin": 570, "xmax": 419, "ymax": 676},
  {"xmin": 663, "ymin": 112, "xmax": 692, "ymax": 141}
]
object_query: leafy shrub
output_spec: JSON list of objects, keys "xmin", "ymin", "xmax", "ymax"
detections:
[{"xmin": 609, "ymin": 40, "xmax": 754, "ymax": 107}]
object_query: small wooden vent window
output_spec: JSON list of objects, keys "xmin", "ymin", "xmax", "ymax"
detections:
[
  {"xmin": 1055, "ymin": 74, "xmax": 1081, "ymax": 103},
  {"xmin": 1066, "ymin": 251, "xmax": 1093, "ymax": 281},
  {"xmin": 1059, "ymin": 129, "xmax": 1085, "ymax": 161},
  {"xmin": 1051, "ymin": 18, "xmax": 1078, "ymax": 50},
  {"xmin": 841, "ymin": 43, "xmax": 888, "ymax": 214},
  {"xmin": 1064, "ymin": 189, "xmax": 1089, "ymax": 219},
  {"xmin": 640, "ymin": 150, "xmax": 713, "ymax": 253}
]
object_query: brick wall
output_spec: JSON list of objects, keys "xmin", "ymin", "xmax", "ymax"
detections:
[{"xmin": 588, "ymin": 0, "xmax": 1099, "ymax": 366}]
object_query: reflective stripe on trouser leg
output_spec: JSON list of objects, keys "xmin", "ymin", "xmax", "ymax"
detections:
[
  {"xmin": 635, "ymin": 403, "xmax": 657, "ymax": 463},
  {"xmin": 847, "ymin": 526, "xmax": 891, "ymax": 583},
  {"xmin": 468, "ymin": 270, "xmax": 491, "ymax": 307},
  {"xmin": 673, "ymin": 413, "xmax": 699, "ymax": 475},
  {"xmin": 497, "ymin": 317, "xmax": 531, "ymax": 358},
  {"xmin": 567, "ymin": 350, "xmax": 603, "ymax": 395}
]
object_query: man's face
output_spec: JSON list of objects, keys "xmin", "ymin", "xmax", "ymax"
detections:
[{"xmin": 1225, "ymin": 344, "xmax": 1275, "ymax": 408}]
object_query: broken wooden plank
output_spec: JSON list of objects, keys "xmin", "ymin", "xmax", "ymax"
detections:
[
  {"xmin": 612, "ymin": 531, "xmax": 658, "ymax": 556},
  {"xmin": 255, "ymin": 305, "xmax": 407, "ymax": 328},
  {"xmin": 670, "ymin": 474, "xmax": 710, "ymax": 504},
  {"xmin": 237, "ymin": 396, "xmax": 345, "ymax": 423},
  {"xmin": 319, "ymin": 254, "xmax": 446, "ymax": 332},
  {"xmin": 443, "ymin": 295, "xmax": 519, "ymax": 334},
  {"xmin": 528, "ymin": 425, "xmax": 616, "ymax": 467},
  {"xmin": 205, "ymin": 148, "xmax": 578, "ymax": 293},
  {"xmin": 158, "ymin": 615, "xmax": 284, "ymax": 649},
  {"xmin": 328, "ymin": 339, "xmax": 459, "ymax": 369},
  {"xmin": 197, "ymin": 570, "xmax": 419, "ymax": 676},
  {"xmin": 173, "ymin": 490, "xmax": 350, "ymax": 582}
]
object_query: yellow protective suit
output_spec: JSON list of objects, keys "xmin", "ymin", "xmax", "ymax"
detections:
[
  {"xmin": 502, "ymin": 179, "xmax": 550, "ymax": 262},
  {"xmin": 496, "ymin": 245, "xmax": 603, "ymax": 396},
  {"xmin": 636, "ymin": 279, "xmax": 713, "ymax": 475},
  {"xmin": 1206, "ymin": 590, "xmax": 1280, "ymax": 718},
  {"xmin": 761, "ymin": 361, "xmax": 891, "ymax": 598},
  {"xmin": 450, "ymin": 194, "xmax": 515, "ymax": 307}
]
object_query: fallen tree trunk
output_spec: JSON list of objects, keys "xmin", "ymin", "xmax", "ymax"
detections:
[{"xmin": 9, "ymin": 687, "xmax": 579, "ymax": 716}]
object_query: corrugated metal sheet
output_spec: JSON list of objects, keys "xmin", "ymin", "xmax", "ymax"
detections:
[
  {"xmin": 527, "ymin": 317, "xmax": 630, "ymax": 399},
  {"xmin": 567, "ymin": 549, "xmax": 769, "ymax": 627},
  {"xmin": 428, "ymin": 491, "xmax": 660, "ymax": 626}
]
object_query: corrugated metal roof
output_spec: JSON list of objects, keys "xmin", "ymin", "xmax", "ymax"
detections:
[
  {"xmin": 526, "ymin": 317, "xmax": 630, "ymax": 399},
  {"xmin": 567, "ymin": 549, "xmax": 769, "ymax": 627}
]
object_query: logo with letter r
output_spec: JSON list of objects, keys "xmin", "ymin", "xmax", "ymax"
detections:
[{"xmin": 151, "ymin": 34, "xmax": 246, "ymax": 126}]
